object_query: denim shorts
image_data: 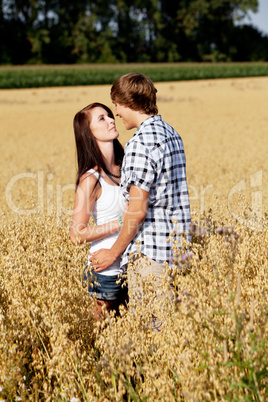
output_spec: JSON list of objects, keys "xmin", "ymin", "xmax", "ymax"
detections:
[{"xmin": 83, "ymin": 267, "xmax": 128, "ymax": 301}]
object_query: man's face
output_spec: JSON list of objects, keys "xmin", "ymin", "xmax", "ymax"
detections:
[{"xmin": 114, "ymin": 103, "xmax": 138, "ymax": 130}]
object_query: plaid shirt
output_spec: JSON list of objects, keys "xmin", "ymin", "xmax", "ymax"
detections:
[{"xmin": 120, "ymin": 115, "xmax": 191, "ymax": 268}]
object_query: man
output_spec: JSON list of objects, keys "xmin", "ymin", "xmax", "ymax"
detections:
[{"xmin": 91, "ymin": 73, "xmax": 191, "ymax": 311}]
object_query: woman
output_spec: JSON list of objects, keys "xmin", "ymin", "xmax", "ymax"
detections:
[{"xmin": 70, "ymin": 102, "xmax": 127, "ymax": 319}]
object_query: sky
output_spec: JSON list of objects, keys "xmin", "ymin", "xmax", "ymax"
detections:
[{"xmin": 239, "ymin": 0, "xmax": 268, "ymax": 35}]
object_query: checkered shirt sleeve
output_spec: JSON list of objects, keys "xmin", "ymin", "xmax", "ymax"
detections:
[{"xmin": 120, "ymin": 115, "xmax": 191, "ymax": 267}]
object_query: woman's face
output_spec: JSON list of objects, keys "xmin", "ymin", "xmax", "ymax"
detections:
[{"xmin": 89, "ymin": 107, "xmax": 119, "ymax": 144}]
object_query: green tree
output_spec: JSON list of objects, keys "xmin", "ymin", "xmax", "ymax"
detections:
[
  {"xmin": 156, "ymin": 0, "xmax": 259, "ymax": 61},
  {"xmin": 0, "ymin": 0, "xmax": 266, "ymax": 64}
]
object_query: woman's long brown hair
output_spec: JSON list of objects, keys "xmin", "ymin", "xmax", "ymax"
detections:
[{"xmin": 73, "ymin": 102, "xmax": 124, "ymax": 188}]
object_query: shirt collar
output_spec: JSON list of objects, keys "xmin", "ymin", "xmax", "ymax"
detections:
[{"xmin": 134, "ymin": 115, "xmax": 162, "ymax": 137}]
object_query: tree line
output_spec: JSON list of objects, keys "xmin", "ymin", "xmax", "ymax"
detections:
[{"xmin": 1, "ymin": 0, "xmax": 268, "ymax": 65}]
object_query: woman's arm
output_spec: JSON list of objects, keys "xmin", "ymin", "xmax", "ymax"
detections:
[{"xmin": 70, "ymin": 173, "xmax": 122, "ymax": 245}]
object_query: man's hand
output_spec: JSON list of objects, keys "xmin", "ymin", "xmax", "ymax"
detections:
[
  {"xmin": 90, "ymin": 249, "xmax": 117, "ymax": 272},
  {"xmin": 90, "ymin": 186, "xmax": 149, "ymax": 272}
]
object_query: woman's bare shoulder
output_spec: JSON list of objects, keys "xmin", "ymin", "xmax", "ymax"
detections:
[
  {"xmin": 77, "ymin": 169, "xmax": 100, "ymax": 192},
  {"xmin": 77, "ymin": 169, "xmax": 101, "ymax": 198}
]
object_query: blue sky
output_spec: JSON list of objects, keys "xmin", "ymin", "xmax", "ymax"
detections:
[{"xmin": 239, "ymin": 0, "xmax": 268, "ymax": 35}]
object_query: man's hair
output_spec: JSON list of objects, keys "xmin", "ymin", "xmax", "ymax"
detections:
[{"xmin": 110, "ymin": 73, "xmax": 158, "ymax": 115}]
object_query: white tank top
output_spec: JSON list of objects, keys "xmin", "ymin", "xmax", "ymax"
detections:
[{"xmin": 87, "ymin": 169, "xmax": 125, "ymax": 275}]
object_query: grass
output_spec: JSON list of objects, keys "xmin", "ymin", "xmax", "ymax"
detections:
[
  {"xmin": 0, "ymin": 210, "xmax": 267, "ymax": 400},
  {"xmin": 0, "ymin": 62, "xmax": 268, "ymax": 88},
  {"xmin": 0, "ymin": 75, "xmax": 267, "ymax": 400}
]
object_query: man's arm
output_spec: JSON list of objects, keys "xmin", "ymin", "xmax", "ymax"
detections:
[{"xmin": 90, "ymin": 185, "xmax": 149, "ymax": 271}]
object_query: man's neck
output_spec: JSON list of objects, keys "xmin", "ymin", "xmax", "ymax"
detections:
[{"xmin": 136, "ymin": 113, "xmax": 154, "ymax": 128}]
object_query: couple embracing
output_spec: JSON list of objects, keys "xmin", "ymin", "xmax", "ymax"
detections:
[{"xmin": 70, "ymin": 73, "xmax": 191, "ymax": 324}]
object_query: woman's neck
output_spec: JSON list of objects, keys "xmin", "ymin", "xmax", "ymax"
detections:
[{"xmin": 98, "ymin": 141, "xmax": 116, "ymax": 171}]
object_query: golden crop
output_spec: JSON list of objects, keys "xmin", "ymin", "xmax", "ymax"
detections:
[{"xmin": 0, "ymin": 77, "xmax": 267, "ymax": 400}]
